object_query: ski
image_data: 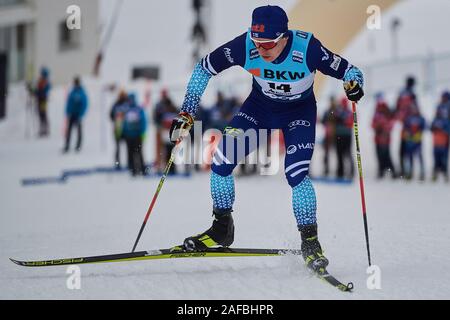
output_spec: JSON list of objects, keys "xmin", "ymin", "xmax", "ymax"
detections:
[
  {"xmin": 11, "ymin": 246, "xmax": 353, "ymax": 292},
  {"xmin": 10, "ymin": 247, "xmax": 301, "ymax": 267},
  {"xmin": 311, "ymin": 267, "xmax": 354, "ymax": 292}
]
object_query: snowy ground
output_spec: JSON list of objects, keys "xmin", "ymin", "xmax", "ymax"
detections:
[{"xmin": 1, "ymin": 83, "xmax": 449, "ymax": 300}]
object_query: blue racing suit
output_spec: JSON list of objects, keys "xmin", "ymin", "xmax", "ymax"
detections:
[{"xmin": 180, "ymin": 29, "xmax": 362, "ymax": 227}]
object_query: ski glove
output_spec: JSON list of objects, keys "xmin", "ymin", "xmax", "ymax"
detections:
[
  {"xmin": 343, "ymin": 66, "xmax": 364, "ymax": 102},
  {"xmin": 169, "ymin": 112, "xmax": 194, "ymax": 144}
]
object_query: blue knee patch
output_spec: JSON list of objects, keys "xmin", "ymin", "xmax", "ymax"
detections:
[
  {"xmin": 292, "ymin": 176, "xmax": 317, "ymax": 226},
  {"xmin": 285, "ymin": 159, "xmax": 311, "ymax": 187},
  {"xmin": 211, "ymin": 162, "xmax": 235, "ymax": 177},
  {"xmin": 210, "ymin": 171, "xmax": 235, "ymax": 210}
]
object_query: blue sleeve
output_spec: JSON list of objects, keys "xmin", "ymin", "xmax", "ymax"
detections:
[
  {"xmin": 201, "ymin": 32, "xmax": 247, "ymax": 75},
  {"xmin": 181, "ymin": 33, "xmax": 246, "ymax": 117},
  {"xmin": 306, "ymin": 35, "xmax": 350, "ymax": 80},
  {"xmin": 180, "ymin": 63, "xmax": 213, "ymax": 116}
]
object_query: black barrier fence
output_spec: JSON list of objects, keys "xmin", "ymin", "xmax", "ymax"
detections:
[{"xmin": 0, "ymin": 51, "xmax": 7, "ymax": 119}]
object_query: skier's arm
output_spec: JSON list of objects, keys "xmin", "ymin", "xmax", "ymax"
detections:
[
  {"xmin": 307, "ymin": 35, "xmax": 364, "ymax": 102},
  {"xmin": 170, "ymin": 33, "xmax": 247, "ymax": 143},
  {"xmin": 306, "ymin": 35, "xmax": 349, "ymax": 79},
  {"xmin": 180, "ymin": 32, "xmax": 247, "ymax": 117},
  {"xmin": 168, "ymin": 63, "xmax": 210, "ymax": 144},
  {"xmin": 179, "ymin": 63, "xmax": 214, "ymax": 117}
]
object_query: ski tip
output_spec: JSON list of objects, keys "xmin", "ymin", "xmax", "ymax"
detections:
[
  {"xmin": 338, "ymin": 282, "xmax": 354, "ymax": 292},
  {"xmin": 346, "ymin": 282, "xmax": 354, "ymax": 292},
  {"xmin": 10, "ymin": 258, "xmax": 24, "ymax": 266}
]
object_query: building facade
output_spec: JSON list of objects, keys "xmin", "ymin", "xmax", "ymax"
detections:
[{"xmin": 0, "ymin": 0, "xmax": 99, "ymax": 84}]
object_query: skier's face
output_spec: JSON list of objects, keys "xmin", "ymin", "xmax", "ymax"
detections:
[{"xmin": 253, "ymin": 36, "xmax": 288, "ymax": 62}]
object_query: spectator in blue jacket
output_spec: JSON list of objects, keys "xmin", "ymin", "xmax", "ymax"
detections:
[
  {"xmin": 431, "ymin": 99, "xmax": 450, "ymax": 182},
  {"xmin": 334, "ymin": 97, "xmax": 354, "ymax": 179},
  {"xmin": 402, "ymin": 104, "xmax": 426, "ymax": 181},
  {"xmin": 110, "ymin": 90, "xmax": 130, "ymax": 169},
  {"xmin": 63, "ymin": 76, "xmax": 88, "ymax": 153},
  {"xmin": 35, "ymin": 67, "xmax": 52, "ymax": 137},
  {"xmin": 122, "ymin": 93, "xmax": 147, "ymax": 176}
]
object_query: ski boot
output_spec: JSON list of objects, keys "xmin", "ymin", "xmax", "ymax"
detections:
[
  {"xmin": 299, "ymin": 224, "xmax": 329, "ymax": 272},
  {"xmin": 183, "ymin": 209, "xmax": 235, "ymax": 251}
]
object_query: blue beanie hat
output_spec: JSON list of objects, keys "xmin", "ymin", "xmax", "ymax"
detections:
[
  {"xmin": 41, "ymin": 67, "xmax": 49, "ymax": 78},
  {"xmin": 128, "ymin": 93, "xmax": 137, "ymax": 105},
  {"xmin": 251, "ymin": 5, "xmax": 288, "ymax": 39}
]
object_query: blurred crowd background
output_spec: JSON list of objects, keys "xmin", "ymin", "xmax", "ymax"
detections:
[{"xmin": 1, "ymin": 0, "xmax": 449, "ymax": 182}]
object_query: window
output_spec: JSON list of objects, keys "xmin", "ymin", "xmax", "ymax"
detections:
[
  {"xmin": 59, "ymin": 20, "xmax": 80, "ymax": 51},
  {"xmin": 0, "ymin": 0, "xmax": 25, "ymax": 8}
]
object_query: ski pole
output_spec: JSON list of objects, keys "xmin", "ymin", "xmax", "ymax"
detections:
[
  {"xmin": 351, "ymin": 101, "xmax": 372, "ymax": 266},
  {"xmin": 131, "ymin": 140, "xmax": 180, "ymax": 252}
]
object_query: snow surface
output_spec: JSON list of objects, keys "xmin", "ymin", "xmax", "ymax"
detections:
[{"xmin": 1, "ymin": 80, "xmax": 449, "ymax": 300}]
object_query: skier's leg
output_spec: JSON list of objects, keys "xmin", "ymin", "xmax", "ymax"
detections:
[
  {"xmin": 282, "ymin": 126, "xmax": 317, "ymax": 228},
  {"xmin": 184, "ymin": 100, "xmax": 266, "ymax": 250},
  {"xmin": 282, "ymin": 104, "xmax": 328, "ymax": 271}
]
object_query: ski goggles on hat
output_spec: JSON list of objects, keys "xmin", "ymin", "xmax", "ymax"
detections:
[{"xmin": 250, "ymin": 33, "xmax": 284, "ymax": 50}]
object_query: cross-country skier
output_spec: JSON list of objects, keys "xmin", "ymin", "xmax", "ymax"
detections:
[{"xmin": 169, "ymin": 5, "xmax": 364, "ymax": 271}]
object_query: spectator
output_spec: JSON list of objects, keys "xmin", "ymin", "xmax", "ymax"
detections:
[
  {"xmin": 371, "ymin": 93, "xmax": 397, "ymax": 179},
  {"xmin": 63, "ymin": 77, "xmax": 88, "ymax": 153},
  {"xmin": 396, "ymin": 76, "xmax": 417, "ymax": 176},
  {"xmin": 436, "ymin": 91, "xmax": 450, "ymax": 124},
  {"xmin": 110, "ymin": 90, "xmax": 129, "ymax": 169},
  {"xmin": 35, "ymin": 67, "xmax": 52, "ymax": 137},
  {"xmin": 154, "ymin": 89, "xmax": 178, "ymax": 172},
  {"xmin": 122, "ymin": 94, "xmax": 147, "ymax": 176},
  {"xmin": 321, "ymin": 96, "xmax": 338, "ymax": 176},
  {"xmin": 431, "ymin": 99, "xmax": 450, "ymax": 182},
  {"xmin": 334, "ymin": 97, "xmax": 354, "ymax": 179},
  {"xmin": 160, "ymin": 101, "xmax": 179, "ymax": 175},
  {"xmin": 402, "ymin": 104, "xmax": 426, "ymax": 181}
]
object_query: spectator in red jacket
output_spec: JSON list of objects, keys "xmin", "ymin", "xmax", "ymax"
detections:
[
  {"xmin": 334, "ymin": 97, "xmax": 354, "ymax": 179},
  {"xmin": 321, "ymin": 96, "xmax": 338, "ymax": 177},
  {"xmin": 431, "ymin": 99, "xmax": 450, "ymax": 182},
  {"xmin": 395, "ymin": 76, "xmax": 417, "ymax": 177},
  {"xmin": 371, "ymin": 93, "xmax": 397, "ymax": 179}
]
